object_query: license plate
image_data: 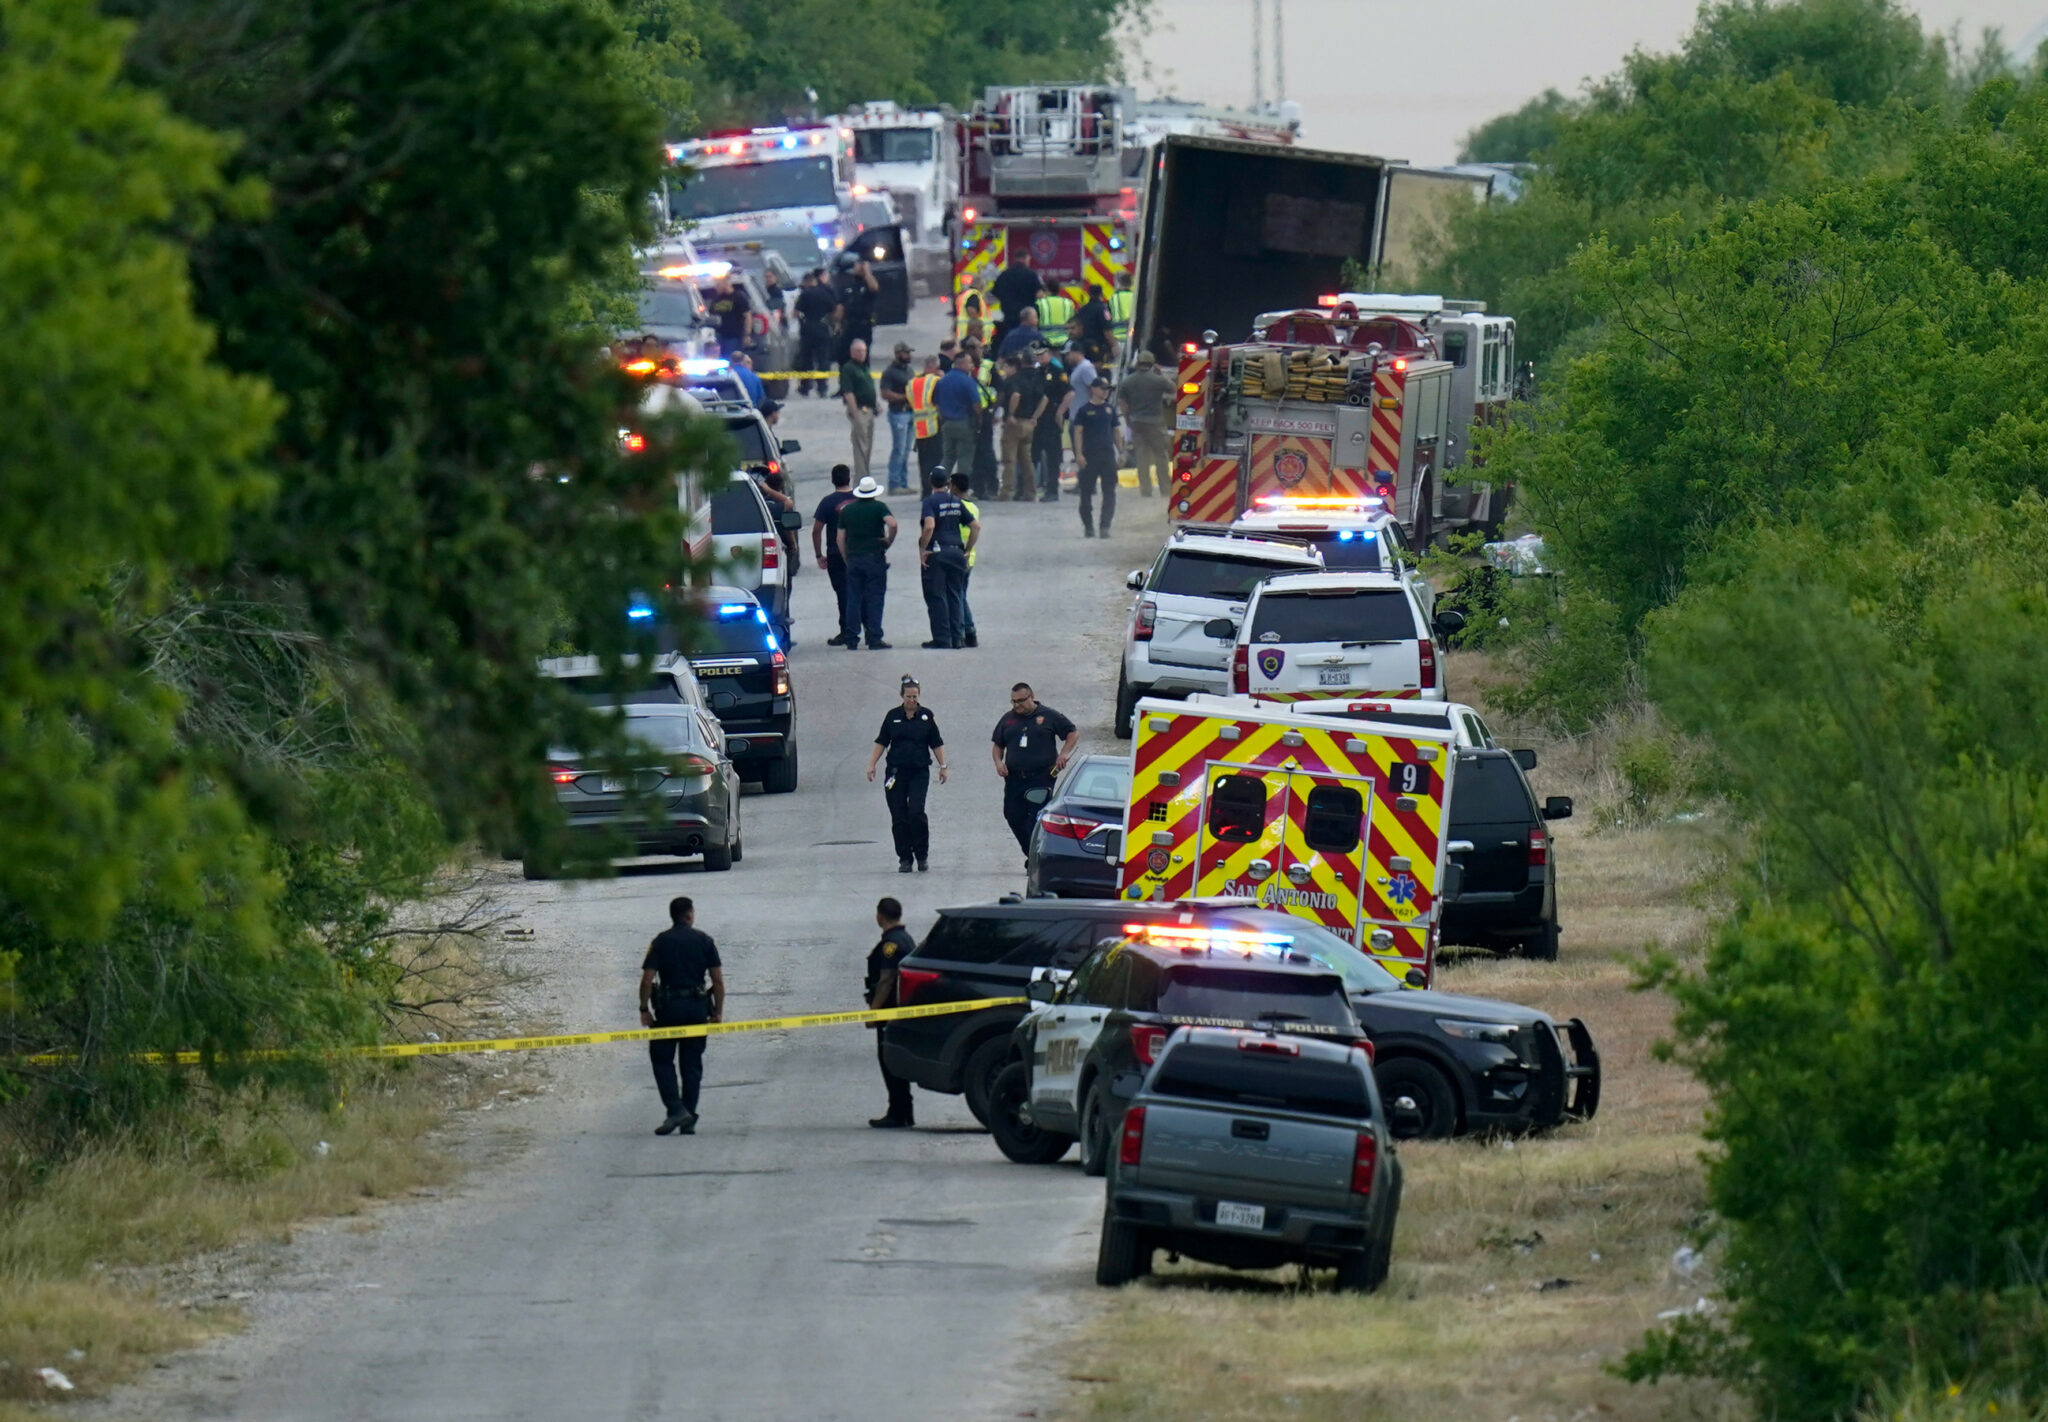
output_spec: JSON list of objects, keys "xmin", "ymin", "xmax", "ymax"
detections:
[
  {"xmin": 600, "ymin": 777, "xmax": 626, "ymax": 793},
  {"xmin": 1316, "ymin": 668, "xmax": 1351, "ymax": 687},
  {"xmin": 1214, "ymin": 1200, "xmax": 1266, "ymax": 1230}
]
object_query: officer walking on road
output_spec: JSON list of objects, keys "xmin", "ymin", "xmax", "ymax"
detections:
[
  {"xmin": 919, "ymin": 467, "xmax": 978, "ymax": 649},
  {"xmin": 812, "ymin": 464, "xmax": 857, "ymax": 645},
  {"xmin": 990, "ymin": 683, "xmax": 1079, "ymax": 864},
  {"xmin": 866, "ymin": 896, "xmax": 919, "ymax": 1128},
  {"xmin": 867, "ymin": 675, "xmax": 948, "ymax": 873},
  {"xmin": 638, "ymin": 896, "xmax": 726, "ymax": 1136}
]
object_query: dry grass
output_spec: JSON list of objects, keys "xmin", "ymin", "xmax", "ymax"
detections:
[{"xmin": 1054, "ymin": 654, "xmax": 1742, "ymax": 1422}]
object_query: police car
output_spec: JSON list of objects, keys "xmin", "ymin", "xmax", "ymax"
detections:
[
  {"xmin": 1226, "ymin": 570, "xmax": 1464, "ymax": 703},
  {"xmin": 1229, "ymin": 494, "xmax": 1435, "ymax": 623},
  {"xmin": 678, "ymin": 586, "xmax": 799, "ymax": 794},
  {"xmin": 1116, "ymin": 525, "xmax": 1323, "ymax": 737}
]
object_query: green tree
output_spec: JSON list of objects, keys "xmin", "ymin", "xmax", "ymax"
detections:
[{"xmin": 1458, "ymin": 87, "xmax": 1572, "ymax": 163}]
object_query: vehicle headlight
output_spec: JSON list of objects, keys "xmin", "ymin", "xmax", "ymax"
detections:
[
  {"xmin": 1435, "ymin": 1018, "xmax": 1518, "ymax": 1044},
  {"xmin": 816, "ymin": 235, "xmax": 833, "ymax": 251}
]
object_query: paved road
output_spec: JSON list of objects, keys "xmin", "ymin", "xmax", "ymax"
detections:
[{"xmin": 107, "ymin": 299, "xmax": 1171, "ymax": 1422}]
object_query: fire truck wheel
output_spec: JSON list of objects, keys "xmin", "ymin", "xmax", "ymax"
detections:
[
  {"xmin": 1376, "ymin": 1058, "xmax": 1458, "ymax": 1140},
  {"xmin": 1114, "ymin": 671, "xmax": 1138, "ymax": 741}
]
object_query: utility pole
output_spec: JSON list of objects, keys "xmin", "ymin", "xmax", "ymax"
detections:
[
  {"xmin": 1251, "ymin": 0, "xmax": 1266, "ymax": 109},
  {"xmin": 1273, "ymin": 0, "xmax": 1286, "ymax": 102}
]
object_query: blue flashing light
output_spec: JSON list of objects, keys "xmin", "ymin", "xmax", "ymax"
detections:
[
  {"xmin": 753, "ymin": 609, "xmax": 770, "ymax": 625},
  {"xmin": 781, "ymin": 135, "xmax": 799, "ymax": 149},
  {"xmin": 679, "ymin": 358, "xmax": 731, "ymax": 377},
  {"xmin": 717, "ymin": 603, "xmax": 751, "ymax": 617},
  {"xmin": 627, "ymin": 606, "xmax": 656, "ymax": 621}
]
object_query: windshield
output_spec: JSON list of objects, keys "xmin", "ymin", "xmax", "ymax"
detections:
[
  {"xmin": 636, "ymin": 287, "xmax": 702, "ymax": 329},
  {"xmin": 688, "ymin": 607, "xmax": 776, "ymax": 656},
  {"xmin": 854, "ymin": 128, "xmax": 935, "ymax": 164},
  {"xmin": 720, "ymin": 418, "xmax": 773, "ymax": 464},
  {"xmin": 1062, "ymin": 759, "xmax": 1131, "ymax": 804},
  {"xmin": 1451, "ymin": 755, "xmax": 1538, "ymax": 826},
  {"xmin": 1155, "ymin": 967, "xmax": 1355, "ymax": 1034},
  {"xmin": 1152, "ymin": 1044, "xmax": 1370, "ymax": 1118},
  {"xmin": 1250, "ymin": 589, "xmax": 1416, "ymax": 645},
  {"xmin": 552, "ymin": 674, "xmax": 685, "ymax": 706},
  {"xmin": 671, "ymin": 157, "xmax": 836, "ymax": 221},
  {"xmin": 1154, "ymin": 550, "xmax": 1305, "ymax": 599},
  {"xmin": 624, "ymin": 710, "xmax": 706, "ymax": 754},
  {"xmin": 1306, "ymin": 532, "xmax": 1384, "ymax": 572}
]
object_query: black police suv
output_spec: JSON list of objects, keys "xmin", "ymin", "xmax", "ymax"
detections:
[
  {"xmin": 1024, "ymin": 754, "xmax": 1130, "ymax": 898},
  {"xmin": 882, "ymin": 898, "xmax": 1598, "ymax": 1144},
  {"xmin": 680, "ymin": 586, "xmax": 799, "ymax": 794},
  {"xmin": 1439, "ymin": 748, "xmax": 1573, "ymax": 959},
  {"xmin": 990, "ymin": 930, "xmax": 1365, "ymax": 1175}
]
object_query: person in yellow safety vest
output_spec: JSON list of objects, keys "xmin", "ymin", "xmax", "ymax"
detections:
[
  {"xmin": 907, "ymin": 356, "xmax": 943, "ymax": 483},
  {"xmin": 1035, "ymin": 289, "xmax": 1076, "ymax": 335},
  {"xmin": 1109, "ymin": 275, "xmax": 1136, "ymax": 348},
  {"xmin": 955, "ymin": 285, "xmax": 990, "ymax": 343}
]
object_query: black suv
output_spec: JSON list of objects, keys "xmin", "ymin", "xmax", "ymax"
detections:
[
  {"xmin": 676, "ymin": 586, "xmax": 798, "ymax": 793},
  {"xmin": 884, "ymin": 898, "xmax": 1598, "ymax": 1143},
  {"xmin": 990, "ymin": 931, "xmax": 1364, "ymax": 1175},
  {"xmin": 1441, "ymin": 748, "xmax": 1572, "ymax": 959}
]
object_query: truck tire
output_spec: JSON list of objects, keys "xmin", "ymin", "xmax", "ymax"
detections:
[
  {"xmin": 961, "ymin": 1036, "xmax": 1009, "ymax": 1128},
  {"xmin": 763, "ymin": 747, "xmax": 799, "ymax": 794},
  {"xmin": 1095, "ymin": 1208, "xmax": 1147, "ymax": 1287},
  {"xmin": 1376, "ymin": 1058, "xmax": 1458, "ymax": 1140},
  {"xmin": 988, "ymin": 1062, "xmax": 1073, "ymax": 1164},
  {"xmin": 1343, "ymin": 1169, "xmax": 1402, "ymax": 1293},
  {"xmin": 1522, "ymin": 917, "xmax": 1560, "ymax": 961},
  {"xmin": 1114, "ymin": 671, "xmax": 1138, "ymax": 741},
  {"xmin": 1079, "ymin": 1079, "xmax": 1112, "ymax": 1177}
]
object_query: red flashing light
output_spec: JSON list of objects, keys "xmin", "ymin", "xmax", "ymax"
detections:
[
  {"xmin": 1119, "ymin": 1105, "xmax": 1148, "ymax": 1167},
  {"xmin": 728, "ymin": 140, "xmax": 746, "ymax": 155},
  {"xmin": 1352, "ymin": 1133, "xmax": 1379, "ymax": 1195},
  {"xmin": 895, "ymin": 967, "xmax": 941, "ymax": 1006},
  {"xmin": 550, "ymin": 766, "xmax": 579, "ymax": 784},
  {"xmin": 765, "ymin": 459, "xmax": 781, "ymax": 475},
  {"xmin": 1131, "ymin": 1025, "xmax": 1170, "ymax": 1066},
  {"xmin": 962, "ymin": 205, "xmax": 978, "ymax": 225},
  {"xmin": 1182, "ymin": 342, "xmax": 1198, "ymax": 354},
  {"xmin": 620, "ymin": 432, "xmax": 647, "ymax": 453},
  {"xmin": 1317, "ymin": 293, "xmax": 1341, "ymax": 307},
  {"xmin": 1419, "ymin": 636, "xmax": 1437, "ymax": 691}
]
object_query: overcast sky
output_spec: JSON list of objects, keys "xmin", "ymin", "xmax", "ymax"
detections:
[{"xmin": 1124, "ymin": 0, "xmax": 2048, "ymax": 165}]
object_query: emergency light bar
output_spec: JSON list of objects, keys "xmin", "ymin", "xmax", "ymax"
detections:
[
  {"xmin": 655, "ymin": 261, "xmax": 732, "ymax": 281},
  {"xmin": 716, "ymin": 604, "xmax": 751, "ymax": 617},
  {"xmin": 1126, "ymin": 924, "xmax": 1295, "ymax": 953},
  {"xmin": 1253, "ymin": 495, "xmax": 1387, "ymax": 512},
  {"xmin": 677, "ymin": 358, "xmax": 731, "ymax": 376}
]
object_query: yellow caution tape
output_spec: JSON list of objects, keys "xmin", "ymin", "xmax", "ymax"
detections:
[
  {"xmin": 754, "ymin": 371, "xmax": 840, "ymax": 381},
  {"xmin": 21, "ymin": 997, "xmax": 1027, "ymax": 1068}
]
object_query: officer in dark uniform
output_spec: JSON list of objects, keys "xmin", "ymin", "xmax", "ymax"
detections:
[
  {"xmin": 866, "ymin": 675, "xmax": 948, "ymax": 873},
  {"xmin": 989, "ymin": 682, "xmax": 1079, "ymax": 862},
  {"xmin": 637, "ymin": 896, "xmax": 726, "ymax": 1136},
  {"xmin": 865, "ymin": 896, "xmax": 919, "ymax": 1128}
]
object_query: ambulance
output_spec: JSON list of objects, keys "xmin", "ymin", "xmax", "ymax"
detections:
[{"xmin": 1118, "ymin": 694, "xmax": 1460, "ymax": 985}]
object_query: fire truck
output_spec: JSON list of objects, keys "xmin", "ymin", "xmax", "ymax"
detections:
[
  {"xmin": 1118, "ymin": 695, "xmax": 1459, "ymax": 985},
  {"xmin": 1303, "ymin": 293, "xmax": 1520, "ymax": 471},
  {"xmin": 1169, "ymin": 299, "xmax": 1501, "ymax": 544},
  {"xmin": 951, "ymin": 84, "xmax": 1140, "ymax": 314}
]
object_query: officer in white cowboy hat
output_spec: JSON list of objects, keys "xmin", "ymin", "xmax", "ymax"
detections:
[{"xmin": 833, "ymin": 475, "xmax": 898, "ymax": 650}]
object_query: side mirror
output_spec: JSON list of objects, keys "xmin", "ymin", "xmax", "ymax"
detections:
[
  {"xmin": 1440, "ymin": 861, "xmax": 1464, "ymax": 901},
  {"xmin": 1026, "ymin": 978, "xmax": 1057, "ymax": 1003},
  {"xmin": 1513, "ymin": 748, "xmax": 1538, "ymax": 771},
  {"xmin": 1110, "ymin": 1071, "xmax": 1146, "ymax": 1100},
  {"xmin": 1126, "ymin": 569, "xmax": 1145, "ymax": 590},
  {"xmin": 1202, "ymin": 617, "xmax": 1238, "ymax": 640},
  {"xmin": 1404, "ymin": 967, "xmax": 1428, "ymax": 989},
  {"xmin": 776, "ymin": 508, "xmax": 802, "ymax": 532},
  {"xmin": 777, "ymin": 438, "xmax": 801, "ymax": 454},
  {"xmin": 1542, "ymin": 796, "xmax": 1574, "ymax": 822},
  {"xmin": 1434, "ymin": 610, "xmax": 1468, "ymax": 639}
]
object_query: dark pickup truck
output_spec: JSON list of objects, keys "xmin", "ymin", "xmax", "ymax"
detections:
[{"xmin": 1098, "ymin": 1025, "xmax": 1402, "ymax": 1292}]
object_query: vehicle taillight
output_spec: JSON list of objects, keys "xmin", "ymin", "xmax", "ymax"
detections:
[
  {"xmin": 1528, "ymin": 831, "xmax": 1548, "ymax": 867},
  {"xmin": 1133, "ymin": 597, "xmax": 1156, "ymax": 642},
  {"xmin": 761, "ymin": 534, "xmax": 780, "ymax": 572},
  {"xmin": 1352, "ymin": 1133, "xmax": 1379, "ymax": 1195},
  {"xmin": 1038, "ymin": 813, "xmax": 1101, "ymax": 841},
  {"xmin": 1237, "ymin": 1037, "xmax": 1300, "ymax": 1057},
  {"xmin": 1131, "ymin": 1024, "xmax": 1170, "ymax": 1065},
  {"xmin": 895, "ymin": 967, "xmax": 940, "ymax": 1006},
  {"xmin": 1232, "ymin": 644, "xmax": 1249, "ymax": 694},
  {"xmin": 1354, "ymin": 1037, "xmax": 1376, "ymax": 1064},
  {"xmin": 1418, "ymin": 636, "xmax": 1437, "ymax": 690},
  {"xmin": 1119, "ymin": 1105, "xmax": 1147, "ymax": 1166},
  {"xmin": 1173, "ymin": 454, "xmax": 1196, "ymax": 479},
  {"xmin": 672, "ymin": 754, "xmax": 718, "ymax": 780},
  {"xmin": 765, "ymin": 459, "xmax": 781, "ymax": 476},
  {"xmin": 773, "ymin": 666, "xmax": 791, "ymax": 696},
  {"xmin": 550, "ymin": 766, "xmax": 579, "ymax": 784}
]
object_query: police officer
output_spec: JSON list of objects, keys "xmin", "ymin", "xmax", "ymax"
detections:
[
  {"xmin": 867, "ymin": 675, "xmax": 948, "ymax": 872},
  {"xmin": 866, "ymin": 896, "xmax": 919, "ymax": 1128},
  {"xmin": 919, "ymin": 467, "xmax": 978, "ymax": 649},
  {"xmin": 990, "ymin": 682, "xmax": 1079, "ymax": 863},
  {"xmin": 637, "ymin": 896, "xmax": 726, "ymax": 1136}
]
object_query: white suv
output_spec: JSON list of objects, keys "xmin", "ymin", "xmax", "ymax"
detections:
[
  {"xmin": 1117, "ymin": 528, "xmax": 1324, "ymax": 736},
  {"xmin": 1227, "ymin": 571, "xmax": 1463, "ymax": 703}
]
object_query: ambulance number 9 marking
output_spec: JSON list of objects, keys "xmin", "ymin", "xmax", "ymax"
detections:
[{"xmin": 1391, "ymin": 762, "xmax": 1431, "ymax": 797}]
